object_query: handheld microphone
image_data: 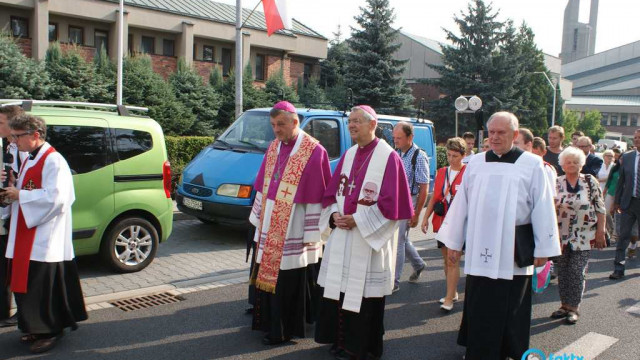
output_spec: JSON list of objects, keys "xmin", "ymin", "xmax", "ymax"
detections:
[{"xmin": 3, "ymin": 152, "xmax": 13, "ymax": 188}]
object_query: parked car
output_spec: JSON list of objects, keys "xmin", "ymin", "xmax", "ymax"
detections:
[
  {"xmin": 0, "ymin": 100, "xmax": 174, "ymax": 272},
  {"xmin": 176, "ymin": 108, "xmax": 436, "ymax": 226}
]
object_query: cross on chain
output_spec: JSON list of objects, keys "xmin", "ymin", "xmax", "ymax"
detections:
[
  {"xmin": 280, "ymin": 187, "xmax": 292, "ymax": 199},
  {"xmin": 480, "ymin": 248, "xmax": 492, "ymax": 263},
  {"xmin": 348, "ymin": 181, "xmax": 357, "ymax": 195}
]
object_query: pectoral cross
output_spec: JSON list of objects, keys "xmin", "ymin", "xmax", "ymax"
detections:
[
  {"xmin": 23, "ymin": 180, "xmax": 36, "ymax": 191},
  {"xmin": 348, "ymin": 180, "xmax": 357, "ymax": 195},
  {"xmin": 480, "ymin": 248, "xmax": 492, "ymax": 263},
  {"xmin": 280, "ymin": 187, "xmax": 292, "ymax": 199}
]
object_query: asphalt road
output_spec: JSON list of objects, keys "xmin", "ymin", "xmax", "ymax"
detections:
[{"xmin": 1, "ymin": 245, "xmax": 638, "ymax": 360}]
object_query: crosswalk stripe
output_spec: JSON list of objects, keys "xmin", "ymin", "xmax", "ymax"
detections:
[
  {"xmin": 553, "ymin": 332, "xmax": 618, "ymax": 360},
  {"xmin": 626, "ymin": 301, "xmax": 640, "ymax": 315}
]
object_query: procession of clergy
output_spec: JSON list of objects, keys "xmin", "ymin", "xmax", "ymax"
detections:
[{"xmin": 245, "ymin": 100, "xmax": 563, "ymax": 360}]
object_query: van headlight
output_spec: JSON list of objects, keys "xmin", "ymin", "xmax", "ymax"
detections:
[{"xmin": 217, "ymin": 184, "xmax": 252, "ymax": 198}]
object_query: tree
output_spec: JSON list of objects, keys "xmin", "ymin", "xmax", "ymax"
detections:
[
  {"xmin": 264, "ymin": 69, "xmax": 299, "ymax": 104},
  {"xmin": 169, "ymin": 58, "xmax": 222, "ymax": 135},
  {"xmin": 561, "ymin": 109, "xmax": 579, "ymax": 143},
  {"xmin": 298, "ymin": 78, "xmax": 329, "ymax": 108},
  {"xmin": 209, "ymin": 67, "xmax": 223, "ymax": 90},
  {"xmin": 93, "ymin": 46, "xmax": 116, "ymax": 98},
  {"xmin": 321, "ymin": 27, "xmax": 350, "ymax": 109},
  {"xmin": 215, "ymin": 65, "xmax": 270, "ymax": 127},
  {"xmin": 344, "ymin": 0, "xmax": 414, "ymax": 112},
  {"xmin": 0, "ymin": 33, "xmax": 49, "ymax": 99},
  {"xmin": 45, "ymin": 42, "xmax": 111, "ymax": 103},
  {"xmin": 575, "ymin": 110, "xmax": 605, "ymax": 142},
  {"xmin": 428, "ymin": 0, "xmax": 522, "ymax": 137},
  {"xmin": 122, "ymin": 55, "xmax": 194, "ymax": 135}
]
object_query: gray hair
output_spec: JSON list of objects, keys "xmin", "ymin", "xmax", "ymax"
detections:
[
  {"xmin": 558, "ymin": 146, "xmax": 586, "ymax": 168},
  {"xmin": 603, "ymin": 149, "xmax": 614, "ymax": 157},
  {"xmin": 576, "ymin": 136, "xmax": 592, "ymax": 146},
  {"xmin": 10, "ymin": 114, "xmax": 47, "ymax": 140},
  {"xmin": 487, "ymin": 111, "xmax": 519, "ymax": 131},
  {"xmin": 269, "ymin": 108, "xmax": 299, "ymax": 123},
  {"xmin": 351, "ymin": 106, "xmax": 375, "ymax": 122}
]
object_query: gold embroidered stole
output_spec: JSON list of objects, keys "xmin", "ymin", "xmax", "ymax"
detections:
[{"xmin": 254, "ymin": 134, "xmax": 318, "ymax": 293}]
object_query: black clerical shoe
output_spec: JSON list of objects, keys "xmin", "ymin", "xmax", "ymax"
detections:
[
  {"xmin": 609, "ymin": 271, "xmax": 624, "ymax": 280},
  {"xmin": 0, "ymin": 314, "xmax": 18, "ymax": 328},
  {"xmin": 262, "ymin": 334, "xmax": 291, "ymax": 346},
  {"xmin": 30, "ymin": 333, "xmax": 63, "ymax": 354}
]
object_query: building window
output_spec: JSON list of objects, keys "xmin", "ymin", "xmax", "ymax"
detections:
[
  {"xmin": 95, "ymin": 30, "xmax": 108, "ymax": 55},
  {"xmin": 11, "ymin": 17, "xmax": 29, "ymax": 38},
  {"xmin": 600, "ymin": 113, "xmax": 609, "ymax": 126},
  {"xmin": 48, "ymin": 23, "xmax": 58, "ymax": 42},
  {"xmin": 222, "ymin": 48, "xmax": 232, "ymax": 75},
  {"xmin": 611, "ymin": 115, "xmax": 618, "ymax": 126},
  {"xmin": 203, "ymin": 45, "xmax": 214, "ymax": 62},
  {"xmin": 255, "ymin": 54, "xmax": 265, "ymax": 81},
  {"xmin": 163, "ymin": 39, "xmax": 175, "ymax": 57},
  {"xmin": 633, "ymin": 114, "xmax": 639, "ymax": 127},
  {"xmin": 572, "ymin": 28, "xmax": 578, "ymax": 52},
  {"xmin": 128, "ymin": 34, "xmax": 134, "ymax": 54},
  {"xmin": 622, "ymin": 113, "xmax": 629, "ymax": 126},
  {"xmin": 141, "ymin": 36, "xmax": 155, "ymax": 54},
  {"xmin": 303, "ymin": 63, "xmax": 313, "ymax": 86},
  {"xmin": 69, "ymin": 26, "xmax": 83, "ymax": 45}
]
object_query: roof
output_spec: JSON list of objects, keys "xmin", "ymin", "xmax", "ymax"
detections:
[
  {"xmin": 565, "ymin": 95, "xmax": 640, "ymax": 107},
  {"xmin": 103, "ymin": 0, "xmax": 326, "ymax": 39},
  {"xmin": 400, "ymin": 31, "xmax": 444, "ymax": 55}
]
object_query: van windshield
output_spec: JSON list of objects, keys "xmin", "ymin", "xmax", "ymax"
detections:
[{"xmin": 216, "ymin": 111, "xmax": 273, "ymax": 151}]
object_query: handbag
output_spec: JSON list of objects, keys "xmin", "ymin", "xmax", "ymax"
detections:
[{"xmin": 514, "ymin": 223, "xmax": 535, "ymax": 267}]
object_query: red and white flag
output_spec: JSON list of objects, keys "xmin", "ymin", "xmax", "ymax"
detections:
[{"xmin": 261, "ymin": 0, "xmax": 292, "ymax": 36}]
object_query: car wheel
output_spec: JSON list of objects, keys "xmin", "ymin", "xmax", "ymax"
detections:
[
  {"xmin": 197, "ymin": 217, "xmax": 216, "ymax": 225},
  {"xmin": 101, "ymin": 217, "xmax": 159, "ymax": 273}
]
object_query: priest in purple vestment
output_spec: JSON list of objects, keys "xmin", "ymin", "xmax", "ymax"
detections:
[
  {"xmin": 248, "ymin": 101, "xmax": 332, "ymax": 346},
  {"xmin": 314, "ymin": 105, "xmax": 413, "ymax": 360}
]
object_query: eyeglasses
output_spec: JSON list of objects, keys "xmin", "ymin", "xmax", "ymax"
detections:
[
  {"xmin": 577, "ymin": 145, "xmax": 591, "ymax": 149},
  {"xmin": 10, "ymin": 131, "xmax": 33, "ymax": 140}
]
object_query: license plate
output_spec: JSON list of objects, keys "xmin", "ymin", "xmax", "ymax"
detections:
[{"xmin": 183, "ymin": 197, "xmax": 203, "ymax": 210}]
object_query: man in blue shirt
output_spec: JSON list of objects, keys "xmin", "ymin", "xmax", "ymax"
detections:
[{"xmin": 392, "ymin": 122, "xmax": 429, "ymax": 292}]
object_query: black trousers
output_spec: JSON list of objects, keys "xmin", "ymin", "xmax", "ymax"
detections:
[
  {"xmin": 0, "ymin": 234, "xmax": 10, "ymax": 320},
  {"xmin": 458, "ymin": 275, "xmax": 532, "ymax": 360},
  {"xmin": 615, "ymin": 198, "xmax": 640, "ymax": 272},
  {"xmin": 315, "ymin": 287, "xmax": 386, "ymax": 360}
]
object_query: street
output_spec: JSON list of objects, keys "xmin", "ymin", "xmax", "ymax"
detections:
[{"xmin": 0, "ymin": 219, "xmax": 638, "ymax": 360}]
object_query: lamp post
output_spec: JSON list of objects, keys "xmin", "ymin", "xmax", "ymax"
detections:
[{"xmin": 534, "ymin": 71, "xmax": 556, "ymax": 127}]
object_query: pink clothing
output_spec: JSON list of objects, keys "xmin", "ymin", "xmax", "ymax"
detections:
[
  {"xmin": 323, "ymin": 138, "xmax": 414, "ymax": 220},
  {"xmin": 254, "ymin": 136, "xmax": 332, "ymax": 204}
]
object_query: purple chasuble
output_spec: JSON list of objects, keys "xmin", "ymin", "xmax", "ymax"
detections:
[
  {"xmin": 322, "ymin": 138, "xmax": 414, "ymax": 220},
  {"xmin": 254, "ymin": 135, "xmax": 332, "ymax": 204}
]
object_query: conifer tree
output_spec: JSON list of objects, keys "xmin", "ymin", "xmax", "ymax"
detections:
[
  {"xmin": 169, "ymin": 58, "xmax": 221, "ymax": 135},
  {"xmin": 0, "ymin": 33, "xmax": 49, "ymax": 99},
  {"xmin": 345, "ymin": 0, "xmax": 414, "ymax": 112},
  {"xmin": 264, "ymin": 69, "xmax": 299, "ymax": 104}
]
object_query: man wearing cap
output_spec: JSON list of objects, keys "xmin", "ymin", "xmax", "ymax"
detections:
[
  {"xmin": 249, "ymin": 101, "xmax": 332, "ymax": 345},
  {"xmin": 315, "ymin": 105, "xmax": 413, "ymax": 360}
]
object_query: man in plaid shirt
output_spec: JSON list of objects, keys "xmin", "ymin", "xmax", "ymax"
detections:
[{"xmin": 392, "ymin": 122, "xmax": 429, "ymax": 292}]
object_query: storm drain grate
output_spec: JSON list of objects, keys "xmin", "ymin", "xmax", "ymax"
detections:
[{"xmin": 110, "ymin": 292, "xmax": 183, "ymax": 311}]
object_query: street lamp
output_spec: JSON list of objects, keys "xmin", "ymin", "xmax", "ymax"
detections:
[{"xmin": 534, "ymin": 71, "xmax": 557, "ymax": 127}]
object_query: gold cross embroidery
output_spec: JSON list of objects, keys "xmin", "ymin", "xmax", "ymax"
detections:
[{"xmin": 23, "ymin": 180, "xmax": 36, "ymax": 191}]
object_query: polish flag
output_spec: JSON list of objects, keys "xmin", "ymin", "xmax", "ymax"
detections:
[{"xmin": 262, "ymin": 0, "xmax": 292, "ymax": 36}]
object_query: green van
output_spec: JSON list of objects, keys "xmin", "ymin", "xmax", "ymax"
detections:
[{"xmin": 1, "ymin": 100, "xmax": 173, "ymax": 272}]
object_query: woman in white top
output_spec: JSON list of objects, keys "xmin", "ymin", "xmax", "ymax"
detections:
[{"xmin": 597, "ymin": 149, "xmax": 614, "ymax": 192}]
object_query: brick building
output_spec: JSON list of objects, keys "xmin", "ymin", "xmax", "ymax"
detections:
[{"xmin": 1, "ymin": 0, "xmax": 327, "ymax": 86}]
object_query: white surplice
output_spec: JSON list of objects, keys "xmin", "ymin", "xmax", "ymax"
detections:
[
  {"xmin": 317, "ymin": 141, "xmax": 398, "ymax": 313},
  {"xmin": 5, "ymin": 142, "xmax": 76, "ymax": 262},
  {"xmin": 437, "ymin": 149, "xmax": 561, "ymax": 279}
]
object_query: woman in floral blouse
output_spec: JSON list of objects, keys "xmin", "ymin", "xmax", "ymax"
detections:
[{"xmin": 552, "ymin": 146, "xmax": 606, "ymax": 324}]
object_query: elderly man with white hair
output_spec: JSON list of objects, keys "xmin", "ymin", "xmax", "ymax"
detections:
[
  {"xmin": 315, "ymin": 105, "xmax": 413, "ymax": 360},
  {"xmin": 552, "ymin": 146, "xmax": 606, "ymax": 324},
  {"xmin": 437, "ymin": 111, "xmax": 561, "ymax": 360}
]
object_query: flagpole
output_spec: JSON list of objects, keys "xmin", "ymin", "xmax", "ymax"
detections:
[
  {"xmin": 235, "ymin": 0, "xmax": 243, "ymax": 118},
  {"xmin": 241, "ymin": 0, "xmax": 262, "ymax": 29},
  {"xmin": 116, "ymin": 0, "xmax": 123, "ymax": 106}
]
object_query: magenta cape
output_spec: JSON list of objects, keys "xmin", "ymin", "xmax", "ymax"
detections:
[
  {"xmin": 254, "ymin": 136, "xmax": 332, "ymax": 203},
  {"xmin": 322, "ymin": 138, "xmax": 414, "ymax": 220}
]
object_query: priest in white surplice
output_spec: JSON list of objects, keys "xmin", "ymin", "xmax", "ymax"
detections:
[
  {"xmin": 437, "ymin": 112, "xmax": 561, "ymax": 360},
  {"xmin": 315, "ymin": 105, "xmax": 413, "ymax": 360},
  {"xmin": 3, "ymin": 114, "xmax": 87, "ymax": 354},
  {"xmin": 249, "ymin": 101, "xmax": 332, "ymax": 345}
]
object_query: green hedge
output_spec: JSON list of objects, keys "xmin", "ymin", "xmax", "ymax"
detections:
[
  {"xmin": 165, "ymin": 136, "xmax": 214, "ymax": 195},
  {"xmin": 436, "ymin": 146, "xmax": 448, "ymax": 169}
]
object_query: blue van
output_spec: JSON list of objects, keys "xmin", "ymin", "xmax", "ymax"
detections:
[{"xmin": 176, "ymin": 108, "xmax": 436, "ymax": 226}]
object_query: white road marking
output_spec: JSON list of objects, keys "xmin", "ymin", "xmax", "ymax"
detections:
[{"xmin": 552, "ymin": 332, "xmax": 618, "ymax": 360}]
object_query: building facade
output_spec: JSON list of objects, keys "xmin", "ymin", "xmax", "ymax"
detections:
[{"xmin": 0, "ymin": 0, "xmax": 327, "ymax": 85}]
